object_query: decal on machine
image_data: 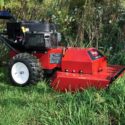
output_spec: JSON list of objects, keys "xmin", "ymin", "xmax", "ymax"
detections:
[{"xmin": 50, "ymin": 53, "xmax": 62, "ymax": 64}]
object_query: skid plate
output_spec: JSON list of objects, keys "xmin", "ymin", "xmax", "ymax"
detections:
[{"xmin": 50, "ymin": 65, "xmax": 125, "ymax": 92}]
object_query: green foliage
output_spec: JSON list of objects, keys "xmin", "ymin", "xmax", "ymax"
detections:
[
  {"xmin": 1, "ymin": 68, "xmax": 125, "ymax": 125},
  {"xmin": 0, "ymin": 0, "xmax": 125, "ymax": 48},
  {"xmin": 109, "ymin": 50, "xmax": 125, "ymax": 65},
  {"xmin": 0, "ymin": 0, "xmax": 4, "ymax": 6},
  {"xmin": 0, "ymin": 38, "xmax": 9, "ymax": 65},
  {"xmin": 44, "ymin": 0, "xmax": 124, "ymax": 48}
]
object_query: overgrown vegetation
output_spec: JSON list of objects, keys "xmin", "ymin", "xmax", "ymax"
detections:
[
  {"xmin": 1, "ymin": 0, "xmax": 125, "ymax": 125},
  {"xmin": 0, "ymin": 0, "xmax": 125, "ymax": 63},
  {"xmin": 0, "ymin": 68, "xmax": 125, "ymax": 125}
]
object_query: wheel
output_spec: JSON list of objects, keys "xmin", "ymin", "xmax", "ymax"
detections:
[{"xmin": 9, "ymin": 53, "xmax": 43, "ymax": 86}]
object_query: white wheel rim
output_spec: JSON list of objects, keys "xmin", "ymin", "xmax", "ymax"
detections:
[{"xmin": 11, "ymin": 62, "xmax": 29, "ymax": 85}]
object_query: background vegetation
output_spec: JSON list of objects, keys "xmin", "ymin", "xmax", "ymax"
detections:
[
  {"xmin": 0, "ymin": 0, "xmax": 125, "ymax": 63},
  {"xmin": 1, "ymin": 0, "xmax": 125, "ymax": 125}
]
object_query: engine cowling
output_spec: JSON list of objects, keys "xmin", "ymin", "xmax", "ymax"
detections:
[{"xmin": 7, "ymin": 21, "xmax": 61, "ymax": 51}]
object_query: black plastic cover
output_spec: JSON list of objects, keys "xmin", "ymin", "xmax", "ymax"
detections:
[
  {"xmin": 6, "ymin": 21, "xmax": 59, "ymax": 51},
  {"xmin": 24, "ymin": 33, "xmax": 45, "ymax": 50}
]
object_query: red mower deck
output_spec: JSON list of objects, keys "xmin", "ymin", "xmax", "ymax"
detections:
[{"xmin": 51, "ymin": 65, "xmax": 125, "ymax": 92}]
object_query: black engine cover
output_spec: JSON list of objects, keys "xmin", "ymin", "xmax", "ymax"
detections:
[
  {"xmin": 6, "ymin": 21, "xmax": 60, "ymax": 51},
  {"xmin": 24, "ymin": 33, "xmax": 45, "ymax": 50}
]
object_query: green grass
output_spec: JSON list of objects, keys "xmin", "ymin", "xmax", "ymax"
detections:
[{"xmin": 0, "ymin": 68, "xmax": 125, "ymax": 125}]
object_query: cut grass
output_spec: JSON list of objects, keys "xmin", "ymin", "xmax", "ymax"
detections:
[{"xmin": 0, "ymin": 68, "xmax": 125, "ymax": 125}]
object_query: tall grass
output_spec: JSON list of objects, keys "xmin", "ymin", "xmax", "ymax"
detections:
[{"xmin": 0, "ymin": 68, "xmax": 125, "ymax": 125}]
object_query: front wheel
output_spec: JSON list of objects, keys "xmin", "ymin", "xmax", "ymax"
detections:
[{"xmin": 9, "ymin": 53, "xmax": 43, "ymax": 86}]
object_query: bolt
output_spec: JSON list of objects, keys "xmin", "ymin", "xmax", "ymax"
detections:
[
  {"xmin": 20, "ymin": 71, "xmax": 24, "ymax": 74},
  {"xmin": 65, "ymin": 69, "xmax": 68, "ymax": 72},
  {"xmin": 79, "ymin": 70, "xmax": 83, "ymax": 74}
]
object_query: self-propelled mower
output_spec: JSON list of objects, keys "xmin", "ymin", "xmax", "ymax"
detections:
[{"xmin": 0, "ymin": 10, "xmax": 125, "ymax": 92}]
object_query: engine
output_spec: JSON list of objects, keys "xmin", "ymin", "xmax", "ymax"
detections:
[{"xmin": 6, "ymin": 21, "xmax": 61, "ymax": 51}]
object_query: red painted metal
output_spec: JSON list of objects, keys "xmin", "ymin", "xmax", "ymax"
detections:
[
  {"xmin": 9, "ymin": 47, "xmax": 125, "ymax": 92},
  {"xmin": 34, "ymin": 48, "xmax": 63, "ymax": 70},
  {"xmin": 9, "ymin": 50, "xmax": 17, "ymax": 58},
  {"xmin": 9, "ymin": 48, "xmax": 63, "ymax": 70},
  {"xmin": 50, "ymin": 48, "xmax": 125, "ymax": 92},
  {"xmin": 51, "ymin": 65, "xmax": 125, "ymax": 92},
  {"xmin": 61, "ymin": 48, "xmax": 107, "ymax": 74}
]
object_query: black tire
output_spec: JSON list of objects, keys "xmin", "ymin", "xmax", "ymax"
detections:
[{"xmin": 9, "ymin": 53, "xmax": 43, "ymax": 86}]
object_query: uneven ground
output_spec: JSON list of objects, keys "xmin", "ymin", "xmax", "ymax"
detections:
[{"xmin": 0, "ymin": 68, "xmax": 125, "ymax": 125}]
